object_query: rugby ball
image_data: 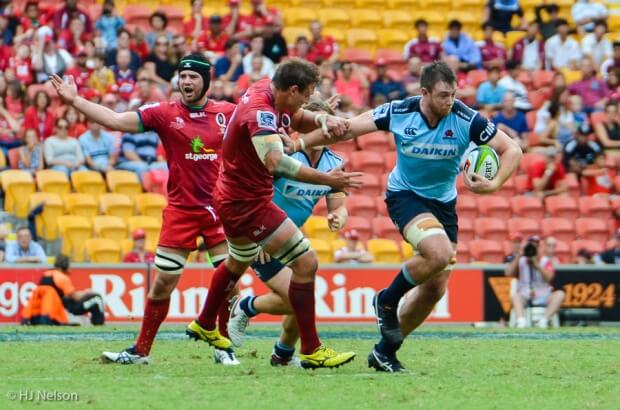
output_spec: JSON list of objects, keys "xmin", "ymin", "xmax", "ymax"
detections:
[{"xmin": 463, "ymin": 146, "xmax": 499, "ymax": 180}]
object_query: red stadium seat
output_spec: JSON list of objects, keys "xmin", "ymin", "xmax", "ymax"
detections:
[
  {"xmin": 342, "ymin": 48, "xmax": 374, "ymax": 65},
  {"xmin": 379, "ymin": 173, "xmax": 389, "ymax": 193},
  {"xmin": 519, "ymin": 153, "xmax": 545, "ymax": 174},
  {"xmin": 507, "ymin": 218, "xmax": 541, "ymax": 239},
  {"xmin": 590, "ymin": 111, "xmax": 607, "ymax": 126},
  {"xmin": 374, "ymin": 49, "xmax": 406, "ymax": 70},
  {"xmin": 458, "ymin": 217, "xmax": 475, "ymax": 242},
  {"xmin": 496, "ymin": 177, "xmax": 516, "ymax": 199},
  {"xmin": 332, "ymin": 151, "xmax": 350, "ymax": 165},
  {"xmin": 510, "ymin": 195, "xmax": 544, "ymax": 219},
  {"xmin": 356, "ymin": 174, "xmax": 382, "ymax": 197},
  {"xmin": 565, "ymin": 173, "xmax": 581, "ymax": 198},
  {"xmin": 124, "ymin": 5, "xmax": 151, "ymax": 30},
  {"xmin": 515, "ymin": 174, "xmax": 529, "ymax": 194},
  {"xmin": 456, "ymin": 194, "xmax": 477, "ymax": 220},
  {"xmin": 469, "ymin": 239, "xmax": 504, "ymax": 263},
  {"xmin": 345, "ymin": 216, "xmax": 372, "ymax": 242},
  {"xmin": 357, "ymin": 131, "xmax": 391, "ymax": 153},
  {"xmin": 474, "ymin": 217, "xmax": 508, "ymax": 242},
  {"xmin": 347, "ymin": 194, "xmax": 377, "ymax": 218},
  {"xmin": 532, "ymin": 70, "xmax": 555, "ymax": 89},
  {"xmin": 575, "ymin": 217, "xmax": 610, "ymax": 242},
  {"xmin": 477, "ymin": 195, "xmax": 511, "ymax": 219},
  {"xmin": 375, "ymin": 195, "xmax": 388, "ymax": 216},
  {"xmin": 456, "ymin": 241, "xmax": 470, "ymax": 263},
  {"xmin": 541, "ymin": 218, "xmax": 576, "ymax": 243},
  {"xmin": 372, "ymin": 216, "xmax": 401, "ymax": 242},
  {"xmin": 579, "ymin": 196, "xmax": 612, "ymax": 220},
  {"xmin": 554, "ymin": 240, "xmax": 572, "ymax": 264},
  {"xmin": 349, "ymin": 151, "xmax": 385, "ymax": 175},
  {"xmin": 525, "ymin": 111, "xmax": 537, "ymax": 130},
  {"xmin": 159, "ymin": 6, "xmax": 185, "ymax": 34},
  {"xmin": 545, "ymin": 195, "xmax": 579, "ymax": 220},
  {"xmin": 313, "ymin": 197, "xmax": 328, "ymax": 216},
  {"xmin": 384, "ymin": 151, "xmax": 397, "ymax": 171},
  {"xmin": 331, "ymin": 139, "xmax": 358, "ymax": 153},
  {"xmin": 456, "ymin": 174, "xmax": 467, "ymax": 194},
  {"xmin": 468, "ymin": 70, "xmax": 488, "ymax": 88},
  {"xmin": 571, "ymin": 240, "xmax": 604, "ymax": 260}
]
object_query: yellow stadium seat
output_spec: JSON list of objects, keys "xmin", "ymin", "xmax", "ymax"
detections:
[
  {"xmin": 120, "ymin": 238, "xmax": 134, "ymax": 256},
  {"xmin": 367, "ymin": 239, "xmax": 401, "ymax": 263},
  {"xmin": 0, "ymin": 149, "xmax": 6, "ymax": 168},
  {"xmin": 319, "ymin": 8, "xmax": 350, "ymax": 30},
  {"xmin": 1, "ymin": 170, "xmax": 35, "ymax": 218},
  {"xmin": 71, "ymin": 170, "xmax": 107, "ymax": 200},
  {"xmin": 134, "ymin": 193, "xmax": 167, "ymax": 220},
  {"xmin": 383, "ymin": 10, "xmax": 414, "ymax": 31},
  {"xmin": 106, "ymin": 170, "xmax": 142, "ymax": 198},
  {"xmin": 93, "ymin": 215, "xmax": 128, "ymax": 241},
  {"xmin": 401, "ymin": 240, "xmax": 414, "ymax": 260},
  {"xmin": 282, "ymin": 26, "xmax": 311, "ymax": 45},
  {"xmin": 332, "ymin": 238, "xmax": 345, "ymax": 252},
  {"xmin": 127, "ymin": 216, "xmax": 161, "ymax": 251},
  {"xmin": 284, "ymin": 8, "xmax": 318, "ymax": 27},
  {"xmin": 351, "ymin": 9, "xmax": 383, "ymax": 30},
  {"xmin": 308, "ymin": 237, "xmax": 333, "ymax": 263},
  {"xmin": 387, "ymin": 0, "xmax": 418, "ymax": 9},
  {"xmin": 99, "ymin": 193, "xmax": 134, "ymax": 220},
  {"xmin": 505, "ymin": 31, "xmax": 524, "ymax": 50},
  {"xmin": 64, "ymin": 193, "xmax": 98, "ymax": 220},
  {"xmin": 455, "ymin": 0, "xmax": 486, "ymax": 12},
  {"xmin": 85, "ymin": 238, "xmax": 121, "ymax": 263},
  {"xmin": 354, "ymin": 0, "xmax": 385, "ymax": 7},
  {"xmin": 446, "ymin": 11, "xmax": 479, "ymax": 32},
  {"xmin": 347, "ymin": 28, "xmax": 378, "ymax": 52},
  {"xmin": 35, "ymin": 170, "xmax": 70, "ymax": 196},
  {"xmin": 322, "ymin": 0, "xmax": 356, "ymax": 8},
  {"xmin": 377, "ymin": 29, "xmax": 410, "ymax": 50},
  {"xmin": 303, "ymin": 215, "xmax": 337, "ymax": 241},
  {"xmin": 57, "ymin": 215, "xmax": 92, "ymax": 262},
  {"xmin": 421, "ymin": 10, "xmax": 446, "ymax": 27},
  {"xmin": 562, "ymin": 69, "xmax": 583, "ymax": 84},
  {"xmin": 322, "ymin": 27, "xmax": 346, "ymax": 44},
  {"xmin": 28, "ymin": 192, "xmax": 63, "ymax": 241}
]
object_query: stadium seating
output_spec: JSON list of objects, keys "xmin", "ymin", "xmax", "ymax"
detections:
[
  {"xmin": 570, "ymin": 240, "xmax": 604, "ymax": 260},
  {"xmin": 141, "ymin": 169, "xmax": 168, "ymax": 196},
  {"xmin": 1, "ymin": 170, "xmax": 35, "ymax": 218},
  {"xmin": 458, "ymin": 217, "xmax": 475, "ymax": 242},
  {"xmin": 375, "ymin": 196, "xmax": 388, "ymax": 216},
  {"xmin": 469, "ymin": 239, "xmax": 504, "ymax": 263},
  {"xmin": 371, "ymin": 216, "xmax": 400, "ymax": 242},
  {"xmin": 474, "ymin": 217, "xmax": 508, "ymax": 242},
  {"xmin": 545, "ymin": 196, "xmax": 579, "ymax": 220},
  {"xmin": 367, "ymin": 238, "xmax": 401, "ymax": 263},
  {"xmin": 93, "ymin": 216, "xmax": 128, "ymax": 242},
  {"xmin": 57, "ymin": 216, "xmax": 92, "ymax": 262},
  {"xmin": 308, "ymin": 237, "xmax": 333, "ymax": 263},
  {"xmin": 578, "ymin": 196, "xmax": 612, "ymax": 220},
  {"xmin": 356, "ymin": 131, "xmax": 392, "ymax": 153},
  {"xmin": 319, "ymin": 8, "xmax": 351, "ymax": 30},
  {"xmin": 120, "ymin": 238, "xmax": 134, "ymax": 256},
  {"xmin": 355, "ymin": 174, "xmax": 382, "ymax": 197},
  {"xmin": 28, "ymin": 192, "xmax": 63, "ymax": 241},
  {"xmin": 382, "ymin": 10, "xmax": 413, "ymax": 30},
  {"xmin": 313, "ymin": 197, "xmax": 328, "ymax": 216},
  {"xmin": 106, "ymin": 170, "xmax": 143, "ymax": 198},
  {"xmin": 554, "ymin": 240, "xmax": 572, "ymax": 264},
  {"xmin": 341, "ymin": 48, "xmax": 374, "ymax": 65},
  {"xmin": 401, "ymin": 240, "xmax": 414, "ymax": 259},
  {"xmin": 347, "ymin": 194, "xmax": 377, "ymax": 218},
  {"xmin": 134, "ymin": 193, "xmax": 167, "ymax": 220},
  {"xmin": 303, "ymin": 215, "xmax": 337, "ymax": 241},
  {"xmin": 575, "ymin": 218, "xmax": 610, "ymax": 243},
  {"xmin": 282, "ymin": 26, "xmax": 311, "ymax": 46},
  {"xmin": 99, "ymin": 193, "xmax": 134, "ymax": 220},
  {"xmin": 477, "ymin": 195, "xmax": 511, "ymax": 219},
  {"xmin": 540, "ymin": 217, "xmax": 575, "ymax": 243},
  {"xmin": 456, "ymin": 241, "xmax": 470, "ymax": 263},
  {"xmin": 35, "ymin": 170, "xmax": 71, "ymax": 196},
  {"xmin": 346, "ymin": 216, "xmax": 373, "ymax": 241},
  {"xmin": 346, "ymin": 29, "xmax": 378, "ymax": 52},
  {"xmin": 384, "ymin": 151, "xmax": 397, "ymax": 171},
  {"xmin": 85, "ymin": 238, "xmax": 121, "ymax": 263},
  {"xmin": 64, "ymin": 193, "xmax": 98, "ymax": 220},
  {"xmin": 351, "ymin": 9, "xmax": 383, "ymax": 30},
  {"xmin": 71, "ymin": 170, "xmax": 106, "ymax": 200},
  {"xmin": 496, "ymin": 177, "xmax": 516, "ymax": 199},
  {"xmin": 519, "ymin": 153, "xmax": 545, "ymax": 174},
  {"xmin": 349, "ymin": 151, "xmax": 385, "ymax": 175},
  {"xmin": 456, "ymin": 195, "xmax": 477, "ymax": 220},
  {"xmin": 507, "ymin": 217, "xmax": 541, "ymax": 239},
  {"xmin": 127, "ymin": 216, "xmax": 161, "ymax": 251},
  {"xmin": 514, "ymin": 174, "xmax": 529, "ymax": 194},
  {"xmin": 284, "ymin": 8, "xmax": 318, "ymax": 26},
  {"xmin": 510, "ymin": 196, "xmax": 544, "ymax": 219}
]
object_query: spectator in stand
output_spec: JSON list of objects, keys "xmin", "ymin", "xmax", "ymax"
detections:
[
  {"xmin": 370, "ymin": 58, "xmax": 406, "ymax": 102},
  {"xmin": 572, "ymin": 0, "xmax": 607, "ymax": 34},
  {"xmin": 568, "ymin": 57, "xmax": 608, "ymax": 114},
  {"xmin": 606, "ymin": 68, "xmax": 620, "ymax": 98},
  {"xmin": 535, "ymin": 3, "xmax": 561, "ymax": 40},
  {"xmin": 235, "ymin": 54, "xmax": 269, "ymax": 96},
  {"xmin": 52, "ymin": 0, "xmax": 92, "ymax": 34},
  {"xmin": 527, "ymin": 147, "xmax": 568, "ymax": 198},
  {"xmin": 222, "ymin": 0, "xmax": 251, "ymax": 39},
  {"xmin": 64, "ymin": 106, "xmax": 87, "ymax": 138},
  {"xmin": 5, "ymin": 225, "xmax": 47, "ymax": 263},
  {"xmin": 478, "ymin": 22, "xmax": 507, "ymax": 70},
  {"xmin": 545, "ymin": 19, "xmax": 581, "ymax": 70},
  {"xmin": 214, "ymin": 39, "xmax": 244, "ymax": 83},
  {"xmin": 195, "ymin": 15, "xmax": 229, "ymax": 54},
  {"xmin": 105, "ymin": 29, "xmax": 141, "ymax": 72},
  {"xmin": 241, "ymin": 0, "xmax": 282, "ymax": 38},
  {"xmin": 24, "ymin": 90, "xmax": 55, "ymax": 140},
  {"xmin": 600, "ymin": 229, "xmax": 620, "ymax": 264},
  {"xmin": 17, "ymin": 128, "xmax": 44, "ymax": 174},
  {"xmin": 504, "ymin": 233, "xmax": 523, "ymax": 263},
  {"xmin": 0, "ymin": 96, "xmax": 21, "ymax": 154},
  {"xmin": 334, "ymin": 229, "xmax": 373, "ymax": 264},
  {"xmin": 116, "ymin": 129, "xmax": 167, "ymax": 180},
  {"xmin": 64, "ymin": 51, "xmax": 92, "ymax": 91},
  {"xmin": 317, "ymin": 77, "xmax": 335, "ymax": 102},
  {"xmin": 493, "ymin": 92, "xmax": 529, "ymax": 150},
  {"xmin": 31, "ymin": 34, "xmax": 74, "ymax": 84},
  {"xmin": 581, "ymin": 20, "xmax": 612, "ymax": 67},
  {"xmin": 184, "ymin": 0, "xmax": 210, "ymax": 44},
  {"xmin": 112, "ymin": 48, "xmax": 136, "ymax": 102},
  {"xmin": 307, "ymin": 20, "xmax": 338, "ymax": 64},
  {"xmin": 536, "ymin": 98, "xmax": 564, "ymax": 147},
  {"xmin": 208, "ymin": 79, "xmax": 234, "ymax": 103},
  {"xmin": 9, "ymin": 43, "xmax": 34, "ymax": 86},
  {"xmin": 334, "ymin": 61, "xmax": 368, "ymax": 110},
  {"xmin": 498, "ymin": 60, "xmax": 531, "ymax": 111},
  {"xmin": 0, "ymin": 10, "xmax": 14, "ymax": 46},
  {"xmin": 484, "ymin": 0, "xmax": 525, "ymax": 34},
  {"xmin": 563, "ymin": 122, "xmax": 603, "ymax": 179},
  {"xmin": 44, "ymin": 117, "xmax": 87, "ymax": 176},
  {"xmin": 404, "ymin": 18, "xmax": 442, "ymax": 63},
  {"xmin": 15, "ymin": 1, "xmax": 48, "ymax": 43},
  {"xmin": 442, "ymin": 19, "xmax": 481, "ymax": 71},
  {"xmin": 128, "ymin": 68, "xmax": 166, "ymax": 110},
  {"xmin": 5, "ymin": 81, "xmax": 24, "ymax": 120},
  {"xmin": 87, "ymin": 53, "xmax": 115, "ymax": 95},
  {"xmin": 96, "ymin": 0, "xmax": 125, "ymax": 51},
  {"xmin": 144, "ymin": 34, "xmax": 176, "ymax": 90},
  {"xmin": 476, "ymin": 66, "xmax": 506, "ymax": 112},
  {"xmin": 582, "ymin": 153, "xmax": 613, "ymax": 196},
  {"xmin": 601, "ymin": 41, "xmax": 620, "ymax": 80},
  {"xmin": 594, "ymin": 101, "xmax": 620, "ymax": 149},
  {"xmin": 171, "ymin": 34, "xmax": 188, "ymax": 61},
  {"xmin": 58, "ymin": 15, "xmax": 90, "ymax": 55},
  {"xmin": 123, "ymin": 229, "xmax": 156, "ymax": 263},
  {"xmin": 444, "ymin": 55, "xmax": 477, "ymax": 105},
  {"xmin": 402, "ymin": 56, "xmax": 422, "ymax": 97},
  {"xmin": 0, "ymin": 224, "xmax": 8, "ymax": 262},
  {"xmin": 79, "ymin": 119, "xmax": 116, "ymax": 173},
  {"xmin": 510, "ymin": 21, "xmax": 545, "ymax": 71},
  {"xmin": 262, "ymin": 16, "xmax": 288, "ymax": 64},
  {"xmin": 241, "ymin": 35, "xmax": 275, "ymax": 78},
  {"xmin": 335, "ymin": 95, "xmax": 357, "ymax": 119},
  {"xmin": 289, "ymin": 35, "xmax": 310, "ymax": 60},
  {"xmin": 575, "ymin": 248, "xmax": 595, "ymax": 264},
  {"xmin": 145, "ymin": 11, "xmax": 173, "ymax": 51}
]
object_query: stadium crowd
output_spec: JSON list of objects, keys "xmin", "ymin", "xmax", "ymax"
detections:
[{"xmin": 0, "ymin": 0, "xmax": 618, "ymax": 266}]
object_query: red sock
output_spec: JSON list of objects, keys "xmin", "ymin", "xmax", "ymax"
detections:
[
  {"xmin": 218, "ymin": 300, "xmax": 231, "ymax": 338},
  {"xmin": 289, "ymin": 281, "xmax": 321, "ymax": 355},
  {"xmin": 134, "ymin": 298, "xmax": 170, "ymax": 356},
  {"xmin": 197, "ymin": 263, "xmax": 239, "ymax": 330}
]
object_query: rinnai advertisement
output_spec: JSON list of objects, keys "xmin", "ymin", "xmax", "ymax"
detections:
[{"xmin": 0, "ymin": 265, "xmax": 484, "ymax": 324}]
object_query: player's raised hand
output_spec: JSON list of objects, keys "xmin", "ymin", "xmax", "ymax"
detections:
[
  {"xmin": 327, "ymin": 212, "xmax": 346, "ymax": 232},
  {"xmin": 326, "ymin": 166, "xmax": 363, "ymax": 192},
  {"xmin": 49, "ymin": 74, "xmax": 77, "ymax": 105},
  {"xmin": 463, "ymin": 172, "xmax": 498, "ymax": 194}
]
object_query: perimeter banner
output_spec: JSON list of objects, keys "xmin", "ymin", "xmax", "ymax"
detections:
[{"xmin": 0, "ymin": 265, "xmax": 484, "ymax": 324}]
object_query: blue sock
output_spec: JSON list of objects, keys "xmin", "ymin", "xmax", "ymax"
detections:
[
  {"xmin": 274, "ymin": 341, "xmax": 295, "ymax": 359},
  {"xmin": 375, "ymin": 339, "xmax": 402, "ymax": 357},
  {"xmin": 239, "ymin": 296, "xmax": 258, "ymax": 317},
  {"xmin": 378, "ymin": 265, "xmax": 416, "ymax": 308}
]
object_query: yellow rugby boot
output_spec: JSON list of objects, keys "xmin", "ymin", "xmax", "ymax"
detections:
[
  {"xmin": 299, "ymin": 345, "xmax": 356, "ymax": 369},
  {"xmin": 186, "ymin": 320, "xmax": 232, "ymax": 350}
]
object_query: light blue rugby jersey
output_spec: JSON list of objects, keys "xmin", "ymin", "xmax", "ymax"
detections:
[
  {"xmin": 373, "ymin": 96, "xmax": 498, "ymax": 203},
  {"xmin": 273, "ymin": 149, "xmax": 344, "ymax": 227}
]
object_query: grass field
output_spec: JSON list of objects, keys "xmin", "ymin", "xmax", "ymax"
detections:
[{"xmin": 1, "ymin": 325, "xmax": 620, "ymax": 410}]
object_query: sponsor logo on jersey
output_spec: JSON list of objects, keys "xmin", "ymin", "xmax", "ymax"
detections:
[
  {"xmin": 479, "ymin": 122, "xmax": 496, "ymax": 142},
  {"xmin": 170, "ymin": 117, "xmax": 185, "ymax": 130},
  {"xmin": 185, "ymin": 137, "xmax": 218, "ymax": 161},
  {"xmin": 443, "ymin": 129, "xmax": 455, "ymax": 139},
  {"xmin": 189, "ymin": 112, "xmax": 207, "ymax": 118},
  {"xmin": 283, "ymin": 183, "xmax": 330, "ymax": 199},
  {"xmin": 257, "ymin": 111, "xmax": 277, "ymax": 130},
  {"xmin": 404, "ymin": 127, "xmax": 417, "ymax": 136},
  {"xmin": 400, "ymin": 142, "xmax": 458, "ymax": 159},
  {"xmin": 372, "ymin": 104, "xmax": 390, "ymax": 120}
]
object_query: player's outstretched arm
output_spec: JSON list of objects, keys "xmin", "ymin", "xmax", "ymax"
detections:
[
  {"xmin": 291, "ymin": 107, "xmax": 348, "ymax": 137},
  {"xmin": 326, "ymin": 194, "xmax": 348, "ymax": 232},
  {"xmin": 49, "ymin": 74, "xmax": 141, "ymax": 133}
]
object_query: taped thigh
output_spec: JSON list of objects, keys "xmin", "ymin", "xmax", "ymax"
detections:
[
  {"xmin": 227, "ymin": 241, "xmax": 260, "ymax": 263},
  {"xmin": 154, "ymin": 248, "xmax": 187, "ymax": 275},
  {"xmin": 270, "ymin": 230, "xmax": 310, "ymax": 266},
  {"xmin": 404, "ymin": 217, "xmax": 448, "ymax": 248}
]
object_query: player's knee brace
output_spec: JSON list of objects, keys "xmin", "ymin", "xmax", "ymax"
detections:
[
  {"xmin": 271, "ymin": 230, "xmax": 310, "ymax": 265},
  {"xmin": 227, "ymin": 241, "xmax": 260, "ymax": 262},
  {"xmin": 211, "ymin": 253, "xmax": 227, "ymax": 267},
  {"xmin": 404, "ymin": 217, "xmax": 448, "ymax": 248},
  {"xmin": 154, "ymin": 248, "xmax": 187, "ymax": 275}
]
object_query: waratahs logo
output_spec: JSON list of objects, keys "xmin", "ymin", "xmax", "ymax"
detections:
[{"xmin": 185, "ymin": 137, "xmax": 218, "ymax": 161}]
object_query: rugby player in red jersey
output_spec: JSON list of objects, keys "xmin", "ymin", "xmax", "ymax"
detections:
[
  {"xmin": 186, "ymin": 58, "xmax": 361, "ymax": 369},
  {"xmin": 51, "ymin": 54, "xmax": 239, "ymax": 365}
]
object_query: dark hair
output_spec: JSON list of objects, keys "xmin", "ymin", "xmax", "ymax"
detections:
[
  {"xmin": 594, "ymin": 19, "xmax": 608, "ymax": 30},
  {"xmin": 117, "ymin": 27, "xmax": 131, "ymax": 37},
  {"xmin": 420, "ymin": 61, "xmax": 456, "ymax": 91},
  {"xmin": 481, "ymin": 21, "xmax": 494, "ymax": 30},
  {"xmin": 224, "ymin": 38, "xmax": 238, "ymax": 50},
  {"xmin": 605, "ymin": 100, "xmax": 618, "ymax": 110},
  {"xmin": 303, "ymin": 99, "xmax": 335, "ymax": 115},
  {"xmin": 547, "ymin": 4, "xmax": 559, "ymax": 13},
  {"xmin": 54, "ymin": 254, "xmax": 70, "ymax": 272},
  {"xmin": 415, "ymin": 18, "xmax": 427, "ymax": 28},
  {"xmin": 150, "ymin": 11, "xmax": 168, "ymax": 28},
  {"xmin": 555, "ymin": 18, "xmax": 569, "ymax": 28},
  {"xmin": 16, "ymin": 225, "xmax": 30, "ymax": 234},
  {"xmin": 448, "ymin": 19, "xmax": 462, "ymax": 30},
  {"xmin": 33, "ymin": 90, "xmax": 51, "ymax": 109},
  {"xmin": 272, "ymin": 58, "xmax": 320, "ymax": 92},
  {"xmin": 488, "ymin": 66, "xmax": 501, "ymax": 74},
  {"xmin": 548, "ymin": 101, "xmax": 560, "ymax": 118},
  {"xmin": 505, "ymin": 59, "xmax": 520, "ymax": 70}
]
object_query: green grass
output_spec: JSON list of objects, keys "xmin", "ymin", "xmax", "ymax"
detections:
[{"xmin": 1, "ymin": 325, "xmax": 620, "ymax": 409}]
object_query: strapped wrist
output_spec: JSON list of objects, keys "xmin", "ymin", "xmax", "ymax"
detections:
[{"xmin": 298, "ymin": 137, "xmax": 306, "ymax": 151}]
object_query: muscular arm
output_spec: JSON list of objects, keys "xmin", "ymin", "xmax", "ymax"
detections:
[
  {"xmin": 326, "ymin": 194, "xmax": 348, "ymax": 231},
  {"xmin": 296, "ymin": 110, "xmax": 378, "ymax": 151},
  {"xmin": 73, "ymin": 97, "xmax": 141, "ymax": 133}
]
